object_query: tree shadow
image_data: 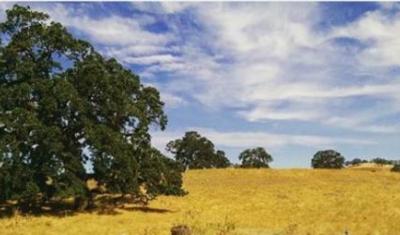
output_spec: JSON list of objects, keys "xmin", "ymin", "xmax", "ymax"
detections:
[
  {"xmin": 120, "ymin": 206, "xmax": 173, "ymax": 214},
  {"xmin": 0, "ymin": 198, "xmax": 174, "ymax": 218},
  {"xmin": 0, "ymin": 201, "xmax": 78, "ymax": 218}
]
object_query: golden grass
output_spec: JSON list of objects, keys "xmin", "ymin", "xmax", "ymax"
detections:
[{"xmin": 1, "ymin": 167, "xmax": 400, "ymax": 235}]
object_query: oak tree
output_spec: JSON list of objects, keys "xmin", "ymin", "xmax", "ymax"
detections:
[
  {"xmin": 238, "ymin": 147, "xmax": 273, "ymax": 168},
  {"xmin": 0, "ymin": 5, "xmax": 184, "ymax": 211},
  {"xmin": 166, "ymin": 131, "xmax": 231, "ymax": 169},
  {"xmin": 311, "ymin": 150, "xmax": 344, "ymax": 169}
]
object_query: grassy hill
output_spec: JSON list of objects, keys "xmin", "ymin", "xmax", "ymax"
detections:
[{"xmin": 1, "ymin": 167, "xmax": 400, "ymax": 234}]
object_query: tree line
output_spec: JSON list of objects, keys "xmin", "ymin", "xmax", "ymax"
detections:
[
  {"xmin": 166, "ymin": 131, "xmax": 400, "ymax": 173},
  {"xmin": 166, "ymin": 131, "xmax": 273, "ymax": 169}
]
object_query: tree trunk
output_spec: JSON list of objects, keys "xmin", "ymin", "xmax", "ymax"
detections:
[{"xmin": 73, "ymin": 196, "xmax": 88, "ymax": 211}]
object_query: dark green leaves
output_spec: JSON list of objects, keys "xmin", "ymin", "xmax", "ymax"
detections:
[
  {"xmin": 167, "ymin": 131, "xmax": 231, "ymax": 169},
  {"xmin": 311, "ymin": 150, "xmax": 344, "ymax": 169},
  {"xmin": 239, "ymin": 147, "xmax": 273, "ymax": 168},
  {"xmin": 0, "ymin": 5, "xmax": 183, "ymax": 210}
]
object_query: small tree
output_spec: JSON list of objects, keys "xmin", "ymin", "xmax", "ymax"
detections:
[
  {"xmin": 238, "ymin": 147, "xmax": 273, "ymax": 168},
  {"xmin": 311, "ymin": 150, "xmax": 344, "ymax": 169},
  {"xmin": 166, "ymin": 131, "xmax": 231, "ymax": 169}
]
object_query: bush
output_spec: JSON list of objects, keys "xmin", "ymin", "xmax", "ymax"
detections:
[
  {"xmin": 311, "ymin": 150, "xmax": 344, "ymax": 169},
  {"xmin": 391, "ymin": 164, "xmax": 400, "ymax": 172}
]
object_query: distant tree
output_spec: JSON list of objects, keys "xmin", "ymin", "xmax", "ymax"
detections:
[
  {"xmin": 391, "ymin": 164, "xmax": 400, "ymax": 173},
  {"xmin": 345, "ymin": 158, "xmax": 364, "ymax": 166},
  {"xmin": 166, "ymin": 131, "xmax": 231, "ymax": 169},
  {"xmin": 371, "ymin": 158, "xmax": 392, "ymax": 165},
  {"xmin": 0, "ymin": 5, "xmax": 184, "ymax": 211},
  {"xmin": 311, "ymin": 150, "xmax": 344, "ymax": 169},
  {"xmin": 238, "ymin": 147, "xmax": 273, "ymax": 168}
]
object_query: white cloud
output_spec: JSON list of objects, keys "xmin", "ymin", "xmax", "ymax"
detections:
[
  {"xmin": 331, "ymin": 7, "xmax": 400, "ymax": 67},
  {"xmin": 104, "ymin": 45, "xmax": 178, "ymax": 58},
  {"xmin": 124, "ymin": 54, "xmax": 181, "ymax": 65},
  {"xmin": 52, "ymin": 8, "xmax": 171, "ymax": 47},
  {"xmin": 11, "ymin": 2, "xmax": 400, "ymax": 133},
  {"xmin": 0, "ymin": 3, "xmax": 11, "ymax": 21},
  {"xmin": 142, "ymin": 3, "xmax": 400, "ymax": 133},
  {"xmin": 159, "ymin": 2, "xmax": 194, "ymax": 14},
  {"xmin": 30, "ymin": 3, "xmax": 175, "ymax": 66},
  {"xmin": 160, "ymin": 92, "xmax": 187, "ymax": 109},
  {"xmin": 131, "ymin": 2, "xmax": 194, "ymax": 15},
  {"xmin": 24, "ymin": 3, "xmax": 191, "ymax": 108}
]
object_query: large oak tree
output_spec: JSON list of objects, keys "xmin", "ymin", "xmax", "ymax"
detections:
[{"xmin": 0, "ymin": 5, "xmax": 184, "ymax": 211}]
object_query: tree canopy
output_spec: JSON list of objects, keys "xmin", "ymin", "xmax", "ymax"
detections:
[
  {"xmin": 0, "ymin": 5, "xmax": 184, "ymax": 211},
  {"xmin": 344, "ymin": 158, "xmax": 367, "ymax": 166},
  {"xmin": 311, "ymin": 150, "xmax": 344, "ymax": 169},
  {"xmin": 238, "ymin": 147, "xmax": 273, "ymax": 168},
  {"xmin": 166, "ymin": 131, "xmax": 231, "ymax": 169},
  {"xmin": 371, "ymin": 157, "xmax": 393, "ymax": 165}
]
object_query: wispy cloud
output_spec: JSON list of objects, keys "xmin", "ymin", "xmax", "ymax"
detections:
[
  {"xmin": 132, "ymin": 3, "xmax": 400, "ymax": 133},
  {"xmin": 4, "ymin": 2, "xmax": 400, "ymax": 136}
]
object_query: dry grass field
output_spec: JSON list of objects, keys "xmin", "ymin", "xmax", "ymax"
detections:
[{"xmin": 1, "ymin": 166, "xmax": 400, "ymax": 235}]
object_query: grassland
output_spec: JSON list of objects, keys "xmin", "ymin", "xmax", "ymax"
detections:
[{"xmin": 1, "ymin": 167, "xmax": 400, "ymax": 235}]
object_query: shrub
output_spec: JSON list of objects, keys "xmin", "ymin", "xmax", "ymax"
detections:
[{"xmin": 391, "ymin": 164, "xmax": 400, "ymax": 172}]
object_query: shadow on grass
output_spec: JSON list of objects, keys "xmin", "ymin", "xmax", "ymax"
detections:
[
  {"xmin": 121, "ymin": 206, "xmax": 173, "ymax": 214},
  {"xmin": 0, "ymin": 201, "xmax": 78, "ymax": 218},
  {"xmin": 0, "ymin": 198, "xmax": 173, "ymax": 218}
]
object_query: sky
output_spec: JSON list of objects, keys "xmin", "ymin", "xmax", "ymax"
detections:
[{"xmin": 1, "ymin": 2, "xmax": 400, "ymax": 167}]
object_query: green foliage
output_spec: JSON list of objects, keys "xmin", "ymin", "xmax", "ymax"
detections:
[
  {"xmin": 238, "ymin": 147, "xmax": 273, "ymax": 168},
  {"xmin": 371, "ymin": 158, "xmax": 392, "ymax": 165},
  {"xmin": 166, "ymin": 131, "xmax": 231, "ymax": 169},
  {"xmin": 344, "ymin": 158, "xmax": 367, "ymax": 166},
  {"xmin": 391, "ymin": 164, "xmax": 400, "ymax": 172},
  {"xmin": 138, "ymin": 148, "xmax": 186, "ymax": 199},
  {"xmin": 215, "ymin": 150, "xmax": 231, "ymax": 169},
  {"xmin": 0, "ymin": 5, "xmax": 183, "ymax": 210},
  {"xmin": 311, "ymin": 150, "xmax": 344, "ymax": 169},
  {"xmin": 345, "ymin": 157, "xmax": 397, "ymax": 167}
]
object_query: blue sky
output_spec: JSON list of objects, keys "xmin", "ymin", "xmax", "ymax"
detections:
[{"xmin": 1, "ymin": 2, "xmax": 400, "ymax": 167}]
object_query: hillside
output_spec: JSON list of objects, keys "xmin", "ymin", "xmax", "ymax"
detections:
[{"xmin": 1, "ymin": 168, "xmax": 400, "ymax": 234}]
